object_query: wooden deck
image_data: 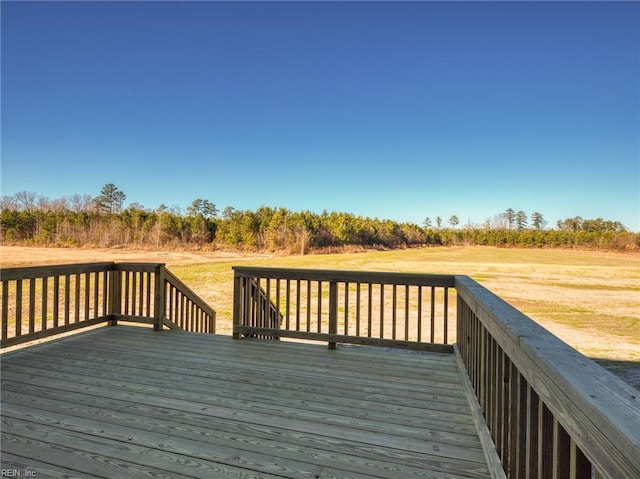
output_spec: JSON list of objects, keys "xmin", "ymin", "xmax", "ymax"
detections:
[{"xmin": 1, "ymin": 326, "xmax": 492, "ymax": 479}]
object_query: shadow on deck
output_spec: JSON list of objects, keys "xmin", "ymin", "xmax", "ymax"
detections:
[
  {"xmin": 591, "ymin": 358, "xmax": 640, "ymax": 391},
  {"xmin": 1, "ymin": 326, "xmax": 493, "ymax": 479}
]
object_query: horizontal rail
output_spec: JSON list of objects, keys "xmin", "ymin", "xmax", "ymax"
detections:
[
  {"xmin": 233, "ymin": 266, "xmax": 455, "ymax": 287},
  {"xmin": 0, "ymin": 262, "xmax": 114, "ymax": 281},
  {"xmin": 455, "ymin": 275, "xmax": 640, "ymax": 479},
  {"xmin": 233, "ymin": 266, "xmax": 455, "ymax": 351},
  {"xmin": 1, "ymin": 316, "xmax": 109, "ymax": 348},
  {"xmin": 234, "ymin": 326, "xmax": 453, "ymax": 354},
  {"xmin": 1, "ymin": 262, "xmax": 216, "ymax": 348},
  {"xmin": 113, "ymin": 262, "xmax": 161, "ymax": 273}
]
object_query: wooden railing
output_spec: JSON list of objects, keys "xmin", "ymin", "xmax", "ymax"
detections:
[
  {"xmin": 1, "ymin": 262, "xmax": 215, "ymax": 348},
  {"xmin": 232, "ymin": 267, "xmax": 639, "ymax": 479},
  {"xmin": 3, "ymin": 262, "xmax": 637, "ymax": 478},
  {"xmin": 232, "ymin": 266, "xmax": 454, "ymax": 352},
  {"xmin": 455, "ymin": 275, "xmax": 640, "ymax": 479}
]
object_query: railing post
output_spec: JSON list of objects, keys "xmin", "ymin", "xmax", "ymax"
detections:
[
  {"xmin": 154, "ymin": 264, "xmax": 166, "ymax": 331},
  {"xmin": 232, "ymin": 273, "xmax": 242, "ymax": 339},
  {"xmin": 108, "ymin": 265, "xmax": 120, "ymax": 326},
  {"xmin": 209, "ymin": 311, "xmax": 216, "ymax": 334},
  {"xmin": 328, "ymin": 281, "xmax": 337, "ymax": 350},
  {"xmin": 1, "ymin": 281, "xmax": 8, "ymax": 342}
]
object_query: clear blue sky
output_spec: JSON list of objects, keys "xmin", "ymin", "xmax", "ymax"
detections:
[{"xmin": 2, "ymin": 1, "xmax": 639, "ymax": 230}]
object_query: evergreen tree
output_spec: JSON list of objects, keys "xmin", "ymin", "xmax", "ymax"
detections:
[
  {"xmin": 94, "ymin": 183, "xmax": 126, "ymax": 214},
  {"xmin": 531, "ymin": 211, "xmax": 546, "ymax": 230},
  {"xmin": 503, "ymin": 208, "xmax": 516, "ymax": 229},
  {"xmin": 186, "ymin": 198, "xmax": 218, "ymax": 218},
  {"xmin": 516, "ymin": 210, "xmax": 528, "ymax": 230}
]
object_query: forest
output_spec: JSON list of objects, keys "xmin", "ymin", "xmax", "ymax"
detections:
[{"xmin": 1, "ymin": 185, "xmax": 637, "ymax": 253}]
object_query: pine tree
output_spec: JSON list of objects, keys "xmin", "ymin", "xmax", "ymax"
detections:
[
  {"xmin": 531, "ymin": 211, "xmax": 546, "ymax": 230},
  {"xmin": 503, "ymin": 208, "xmax": 516, "ymax": 229},
  {"xmin": 516, "ymin": 210, "xmax": 528, "ymax": 230},
  {"xmin": 94, "ymin": 183, "xmax": 126, "ymax": 214}
]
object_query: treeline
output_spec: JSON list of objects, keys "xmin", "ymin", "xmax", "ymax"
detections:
[
  {"xmin": 1, "ymin": 188, "xmax": 637, "ymax": 253},
  {"xmin": 0, "ymin": 205, "xmax": 428, "ymax": 253}
]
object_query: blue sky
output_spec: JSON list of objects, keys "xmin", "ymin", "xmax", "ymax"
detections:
[{"xmin": 2, "ymin": 1, "xmax": 639, "ymax": 230}]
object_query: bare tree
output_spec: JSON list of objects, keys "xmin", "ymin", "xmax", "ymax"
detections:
[
  {"xmin": 0, "ymin": 195, "xmax": 18, "ymax": 211},
  {"xmin": 35, "ymin": 195, "xmax": 52, "ymax": 212},
  {"xmin": 68, "ymin": 193, "xmax": 93, "ymax": 212},
  {"xmin": 14, "ymin": 191, "xmax": 37, "ymax": 212},
  {"xmin": 50, "ymin": 196, "xmax": 70, "ymax": 212}
]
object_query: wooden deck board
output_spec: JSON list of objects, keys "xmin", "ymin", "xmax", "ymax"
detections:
[{"xmin": 1, "ymin": 326, "xmax": 492, "ymax": 478}]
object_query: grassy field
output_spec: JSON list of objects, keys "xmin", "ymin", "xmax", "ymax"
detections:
[{"xmin": 2, "ymin": 245, "xmax": 638, "ymax": 383}]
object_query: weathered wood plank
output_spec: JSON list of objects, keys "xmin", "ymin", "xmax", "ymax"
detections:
[
  {"xmin": 2, "ymin": 366, "xmax": 488, "ymax": 477},
  {"xmin": 2, "ymin": 349, "xmax": 478, "ymax": 437},
  {"xmin": 3, "ymin": 342, "xmax": 458, "ymax": 394},
  {"xmin": 0, "ymin": 452, "xmax": 83, "ymax": 479},
  {"xmin": 4, "ymin": 363, "xmax": 474, "ymax": 443},
  {"xmin": 0, "ymin": 418, "xmax": 286, "ymax": 479},
  {"xmin": 1, "ymin": 326, "xmax": 491, "ymax": 479},
  {"xmin": 66, "ymin": 341, "xmax": 462, "ymax": 395},
  {"xmin": 0, "ymin": 390, "xmax": 485, "ymax": 479}
]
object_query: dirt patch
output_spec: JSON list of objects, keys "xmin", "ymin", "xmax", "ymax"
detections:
[{"xmin": 1, "ymin": 246, "xmax": 270, "ymax": 267}]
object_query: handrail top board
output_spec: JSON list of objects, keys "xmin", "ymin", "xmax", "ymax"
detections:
[
  {"xmin": 1, "ymin": 261, "xmax": 115, "ymax": 280},
  {"xmin": 0, "ymin": 261, "xmax": 167, "ymax": 280},
  {"xmin": 232, "ymin": 266, "xmax": 455, "ymax": 287}
]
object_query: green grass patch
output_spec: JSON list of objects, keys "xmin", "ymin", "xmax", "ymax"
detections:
[{"xmin": 542, "ymin": 282, "xmax": 640, "ymax": 291}]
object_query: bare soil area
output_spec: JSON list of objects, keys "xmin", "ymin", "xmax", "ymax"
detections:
[{"xmin": 1, "ymin": 245, "xmax": 270, "ymax": 267}]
